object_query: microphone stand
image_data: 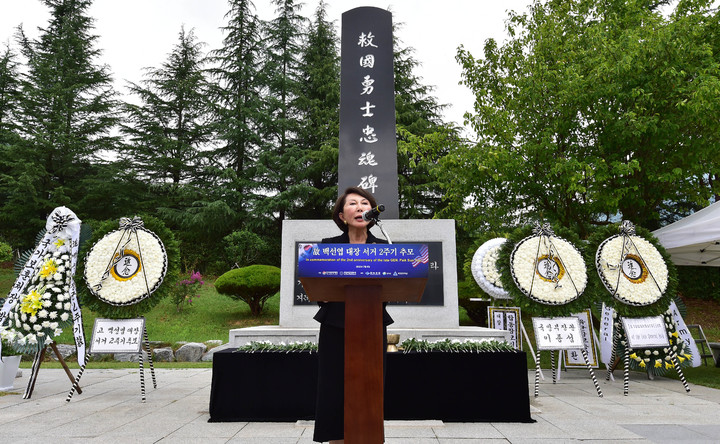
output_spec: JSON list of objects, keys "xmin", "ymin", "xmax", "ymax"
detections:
[{"xmin": 374, "ymin": 219, "xmax": 392, "ymax": 244}]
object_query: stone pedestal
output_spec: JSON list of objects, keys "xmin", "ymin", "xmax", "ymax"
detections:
[{"xmin": 228, "ymin": 218, "xmax": 509, "ymax": 346}]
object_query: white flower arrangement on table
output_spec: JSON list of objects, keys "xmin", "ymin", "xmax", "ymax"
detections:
[
  {"xmin": 399, "ymin": 338, "xmax": 515, "ymax": 353},
  {"xmin": 238, "ymin": 340, "xmax": 318, "ymax": 353},
  {"xmin": 471, "ymin": 238, "xmax": 511, "ymax": 299},
  {"xmin": 596, "ymin": 221, "xmax": 668, "ymax": 306},
  {"xmin": 510, "ymin": 225, "xmax": 588, "ymax": 306},
  {"xmin": 3, "ymin": 246, "xmax": 73, "ymax": 353},
  {"xmin": 85, "ymin": 227, "xmax": 167, "ymax": 306}
]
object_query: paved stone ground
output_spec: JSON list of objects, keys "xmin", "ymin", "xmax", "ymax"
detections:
[{"xmin": 1, "ymin": 367, "xmax": 719, "ymax": 443}]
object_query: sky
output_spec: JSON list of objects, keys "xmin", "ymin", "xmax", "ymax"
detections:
[{"xmin": 0, "ymin": 0, "xmax": 534, "ymax": 131}]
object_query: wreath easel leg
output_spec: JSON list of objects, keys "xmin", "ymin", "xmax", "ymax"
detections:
[
  {"xmin": 534, "ymin": 349, "xmax": 541, "ymax": 397},
  {"xmin": 581, "ymin": 348, "xmax": 603, "ymax": 398},
  {"xmin": 623, "ymin": 347, "xmax": 631, "ymax": 396},
  {"xmin": 606, "ymin": 332, "xmax": 618, "ymax": 381},
  {"xmin": 143, "ymin": 324, "xmax": 157, "ymax": 389},
  {"xmin": 66, "ymin": 352, "xmax": 88, "ymax": 403},
  {"xmin": 670, "ymin": 351, "xmax": 690, "ymax": 393},
  {"xmin": 23, "ymin": 347, "xmax": 45, "ymax": 399},
  {"xmin": 139, "ymin": 346, "xmax": 147, "ymax": 403}
]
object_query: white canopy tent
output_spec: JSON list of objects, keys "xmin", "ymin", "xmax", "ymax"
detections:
[{"xmin": 653, "ymin": 201, "xmax": 720, "ymax": 267}]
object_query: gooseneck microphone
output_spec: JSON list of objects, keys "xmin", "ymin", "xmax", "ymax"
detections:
[{"xmin": 362, "ymin": 204, "xmax": 385, "ymax": 222}]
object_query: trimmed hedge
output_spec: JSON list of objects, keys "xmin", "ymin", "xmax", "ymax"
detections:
[{"xmin": 215, "ymin": 265, "xmax": 281, "ymax": 316}]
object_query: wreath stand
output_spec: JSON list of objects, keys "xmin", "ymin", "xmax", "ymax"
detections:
[
  {"xmin": 605, "ymin": 328, "xmax": 690, "ymax": 396},
  {"xmin": 489, "ymin": 306, "xmax": 545, "ymax": 380},
  {"xmin": 532, "ymin": 317, "xmax": 603, "ymax": 398},
  {"xmin": 521, "ymin": 322, "xmax": 545, "ymax": 380},
  {"xmin": 66, "ymin": 318, "xmax": 157, "ymax": 403},
  {"xmin": 22, "ymin": 341, "xmax": 82, "ymax": 399}
]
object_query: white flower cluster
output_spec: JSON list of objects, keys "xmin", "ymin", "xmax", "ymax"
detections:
[
  {"xmin": 596, "ymin": 235, "xmax": 668, "ymax": 306},
  {"xmin": 85, "ymin": 229, "xmax": 167, "ymax": 305},
  {"xmin": 471, "ymin": 238, "xmax": 510, "ymax": 299},
  {"xmin": 510, "ymin": 235, "xmax": 588, "ymax": 305},
  {"xmin": 399, "ymin": 337, "xmax": 514, "ymax": 353},
  {"xmin": 5, "ymin": 248, "xmax": 72, "ymax": 349}
]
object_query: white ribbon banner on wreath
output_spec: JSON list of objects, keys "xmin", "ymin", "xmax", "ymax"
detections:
[
  {"xmin": 668, "ymin": 300, "xmax": 701, "ymax": 368},
  {"xmin": 599, "ymin": 303, "xmax": 614, "ymax": 365},
  {"xmin": 0, "ymin": 207, "xmax": 86, "ymax": 365}
]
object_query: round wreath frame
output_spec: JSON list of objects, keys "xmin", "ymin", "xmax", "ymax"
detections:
[
  {"xmin": 85, "ymin": 227, "xmax": 168, "ymax": 307},
  {"xmin": 462, "ymin": 231, "xmax": 512, "ymax": 301},
  {"xmin": 472, "ymin": 237, "xmax": 511, "ymax": 299},
  {"xmin": 498, "ymin": 225, "xmax": 592, "ymax": 317},
  {"xmin": 76, "ymin": 215, "xmax": 180, "ymax": 319},
  {"xmin": 585, "ymin": 223, "xmax": 677, "ymax": 318}
]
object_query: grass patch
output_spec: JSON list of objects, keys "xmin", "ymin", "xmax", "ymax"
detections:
[
  {"xmin": 665, "ymin": 365, "xmax": 720, "ymax": 389},
  {"xmin": 0, "ymin": 267, "xmax": 279, "ymax": 346}
]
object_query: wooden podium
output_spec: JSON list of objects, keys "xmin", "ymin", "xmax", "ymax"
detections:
[{"xmin": 300, "ymin": 276, "xmax": 427, "ymax": 444}]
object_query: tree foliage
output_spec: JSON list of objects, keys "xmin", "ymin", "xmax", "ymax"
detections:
[
  {"xmin": 449, "ymin": 0, "xmax": 720, "ymax": 237},
  {"xmin": 0, "ymin": 0, "xmax": 453, "ymax": 273},
  {"xmin": 0, "ymin": 0, "xmax": 119, "ymax": 248},
  {"xmin": 123, "ymin": 27, "xmax": 212, "ymax": 186}
]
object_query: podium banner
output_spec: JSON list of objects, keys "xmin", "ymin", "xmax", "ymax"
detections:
[{"xmin": 297, "ymin": 243, "xmax": 429, "ymax": 278}]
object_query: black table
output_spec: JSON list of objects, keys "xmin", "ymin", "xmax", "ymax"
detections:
[{"xmin": 209, "ymin": 348, "xmax": 533, "ymax": 423}]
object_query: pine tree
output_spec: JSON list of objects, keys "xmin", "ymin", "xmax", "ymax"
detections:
[
  {"xmin": 254, "ymin": 0, "xmax": 307, "ymax": 233},
  {"xmin": 1, "ymin": 0, "xmax": 118, "ymax": 247},
  {"xmin": 122, "ymin": 27, "xmax": 212, "ymax": 188},
  {"xmin": 0, "ymin": 46, "xmax": 22, "ymax": 147},
  {"xmin": 293, "ymin": 1, "xmax": 340, "ymax": 220},
  {"xmin": 208, "ymin": 0, "xmax": 266, "ymax": 222}
]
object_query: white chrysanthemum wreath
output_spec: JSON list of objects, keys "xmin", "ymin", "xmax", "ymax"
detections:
[
  {"xmin": 510, "ymin": 225, "xmax": 588, "ymax": 306},
  {"xmin": 596, "ymin": 221, "xmax": 668, "ymax": 306},
  {"xmin": 85, "ymin": 221, "xmax": 167, "ymax": 306},
  {"xmin": 471, "ymin": 238, "xmax": 510, "ymax": 299}
]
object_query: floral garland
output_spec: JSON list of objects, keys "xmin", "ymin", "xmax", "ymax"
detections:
[
  {"xmin": 470, "ymin": 238, "xmax": 510, "ymax": 299},
  {"xmin": 612, "ymin": 309, "xmax": 692, "ymax": 376},
  {"xmin": 77, "ymin": 215, "xmax": 180, "ymax": 319},
  {"xmin": 498, "ymin": 224, "xmax": 592, "ymax": 317},
  {"xmin": 399, "ymin": 338, "xmax": 515, "ymax": 353},
  {"xmin": 586, "ymin": 222, "xmax": 677, "ymax": 318},
  {"xmin": 2, "ymin": 240, "xmax": 74, "ymax": 355},
  {"xmin": 85, "ymin": 225, "xmax": 167, "ymax": 306},
  {"xmin": 596, "ymin": 221, "xmax": 668, "ymax": 306},
  {"xmin": 237, "ymin": 340, "xmax": 318, "ymax": 353}
]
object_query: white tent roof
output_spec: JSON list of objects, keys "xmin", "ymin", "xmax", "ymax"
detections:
[{"xmin": 652, "ymin": 201, "xmax": 720, "ymax": 267}]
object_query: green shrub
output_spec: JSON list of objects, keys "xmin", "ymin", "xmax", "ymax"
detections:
[
  {"xmin": 677, "ymin": 266, "xmax": 720, "ymax": 302},
  {"xmin": 0, "ymin": 241, "xmax": 13, "ymax": 263},
  {"xmin": 215, "ymin": 265, "xmax": 281, "ymax": 316}
]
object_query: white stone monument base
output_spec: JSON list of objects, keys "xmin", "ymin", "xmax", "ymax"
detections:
[{"xmin": 229, "ymin": 325, "xmax": 510, "ymax": 348}]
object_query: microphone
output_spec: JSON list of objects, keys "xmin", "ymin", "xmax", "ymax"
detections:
[{"xmin": 362, "ymin": 204, "xmax": 385, "ymax": 222}]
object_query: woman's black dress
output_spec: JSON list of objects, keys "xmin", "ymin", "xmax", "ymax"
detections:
[{"xmin": 312, "ymin": 230, "xmax": 392, "ymax": 442}]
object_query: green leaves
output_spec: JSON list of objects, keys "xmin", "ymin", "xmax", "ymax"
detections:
[{"xmin": 447, "ymin": 0, "xmax": 720, "ymax": 234}]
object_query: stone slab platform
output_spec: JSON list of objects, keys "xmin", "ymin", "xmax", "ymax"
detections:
[{"xmin": 2, "ymin": 368, "xmax": 720, "ymax": 442}]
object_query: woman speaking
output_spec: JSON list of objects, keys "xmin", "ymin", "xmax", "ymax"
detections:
[{"xmin": 312, "ymin": 186, "xmax": 392, "ymax": 444}]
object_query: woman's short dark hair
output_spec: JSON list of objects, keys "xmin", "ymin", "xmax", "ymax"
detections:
[{"xmin": 332, "ymin": 186, "xmax": 378, "ymax": 232}]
